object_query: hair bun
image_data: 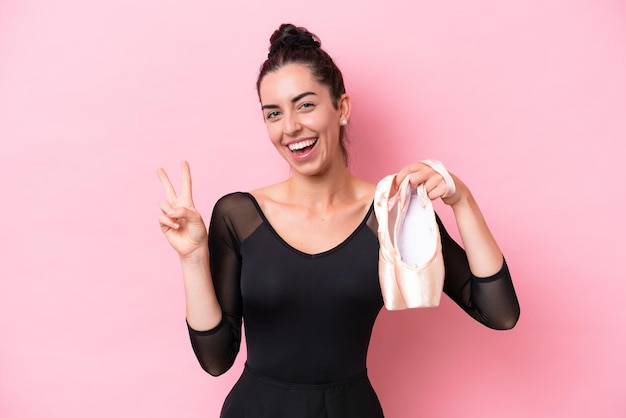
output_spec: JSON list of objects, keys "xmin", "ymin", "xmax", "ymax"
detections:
[{"xmin": 268, "ymin": 23, "xmax": 321, "ymax": 58}]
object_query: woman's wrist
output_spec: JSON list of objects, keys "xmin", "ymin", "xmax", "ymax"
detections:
[
  {"xmin": 179, "ymin": 244, "xmax": 210, "ymax": 266},
  {"xmin": 444, "ymin": 176, "xmax": 472, "ymax": 208}
]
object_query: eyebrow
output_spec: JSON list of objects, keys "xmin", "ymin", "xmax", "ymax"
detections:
[{"xmin": 261, "ymin": 91, "xmax": 317, "ymax": 110}]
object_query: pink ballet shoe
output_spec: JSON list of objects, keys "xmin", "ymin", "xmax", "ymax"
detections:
[{"xmin": 374, "ymin": 174, "xmax": 445, "ymax": 310}]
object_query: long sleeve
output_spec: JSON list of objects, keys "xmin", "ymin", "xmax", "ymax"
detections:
[
  {"xmin": 187, "ymin": 194, "xmax": 247, "ymax": 376},
  {"xmin": 437, "ymin": 215, "xmax": 520, "ymax": 330}
]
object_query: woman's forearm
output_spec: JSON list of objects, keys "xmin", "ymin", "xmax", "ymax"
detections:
[
  {"xmin": 448, "ymin": 180, "xmax": 504, "ymax": 277},
  {"xmin": 179, "ymin": 248, "xmax": 223, "ymax": 331}
]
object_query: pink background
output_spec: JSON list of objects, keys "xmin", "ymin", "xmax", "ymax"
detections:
[{"xmin": 1, "ymin": 1, "xmax": 625, "ymax": 417}]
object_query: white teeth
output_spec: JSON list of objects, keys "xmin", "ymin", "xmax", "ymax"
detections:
[{"xmin": 288, "ymin": 138, "xmax": 317, "ymax": 151}]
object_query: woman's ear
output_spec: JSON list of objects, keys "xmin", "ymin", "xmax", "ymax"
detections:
[{"xmin": 338, "ymin": 93, "xmax": 352, "ymax": 125}]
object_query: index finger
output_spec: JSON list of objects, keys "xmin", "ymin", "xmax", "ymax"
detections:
[
  {"xmin": 394, "ymin": 162, "xmax": 428, "ymax": 189},
  {"xmin": 157, "ymin": 167, "xmax": 177, "ymax": 200}
]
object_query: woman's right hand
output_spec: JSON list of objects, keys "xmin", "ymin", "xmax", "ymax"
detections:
[{"xmin": 157, "ymin": 161, "xmax": 208, "ymax": 259}]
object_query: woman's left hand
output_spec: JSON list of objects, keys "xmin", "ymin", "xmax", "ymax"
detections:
[
  {"xmin": 392, "ymin": 161, "xmax": 465, "ymax": 206},
  {"xmin": 394, "ymin": 161, "xmax": 506, "ymax": 278}
]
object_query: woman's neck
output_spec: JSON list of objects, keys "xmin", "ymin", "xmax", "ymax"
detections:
[{"xmin": 285, "ymin": 163, "xmax": 357, "ymax": 207}]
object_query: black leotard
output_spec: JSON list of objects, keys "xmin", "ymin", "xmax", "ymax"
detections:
[{"xmin": 187, "ymin": 192, "xmax": 519, "ymax": 417}]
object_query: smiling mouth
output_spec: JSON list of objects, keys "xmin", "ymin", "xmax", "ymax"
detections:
[{"xmin": 288, "ymin": 138, "xmax": 318, "ymax": 154}]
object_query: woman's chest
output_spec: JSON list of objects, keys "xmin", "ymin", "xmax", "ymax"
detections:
[{"xmin": 239, "ymin": 224, "xmax": 383, "ymax": 313}]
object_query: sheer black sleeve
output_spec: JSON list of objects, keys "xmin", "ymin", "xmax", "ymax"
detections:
[
  {"xmin": 436, "ymin": 215, "xmax": 520, "ymax": 330},
  {"xmin": 187, "ymin": 193, "xmax": 261, "ymax": 376}
]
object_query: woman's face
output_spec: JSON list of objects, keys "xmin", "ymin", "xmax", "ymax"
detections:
[{"xmin": 258, "ymin": 63, "xmax": 349, "ymax": 176}]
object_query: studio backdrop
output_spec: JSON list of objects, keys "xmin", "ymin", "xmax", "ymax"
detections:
[{"xmin": 1, "ymin": 1, "xmax": 625, "ymax": 417}]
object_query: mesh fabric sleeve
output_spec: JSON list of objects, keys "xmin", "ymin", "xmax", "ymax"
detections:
[
  {"xmin": 187, "ymin": 193, "xmax": 261, "ymax": 376},
  {"xmin": 435, "ymin": 214, "xmax": 520, "ymax": 330},
  {"xmin": 366, "ymin": 210, "xmax": 519, "ymax": 329}
]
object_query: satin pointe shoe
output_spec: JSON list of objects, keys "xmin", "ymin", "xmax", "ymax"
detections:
[
  {"xmin": 393, "ymin": 180, "xmax": 444, "ymax": 308},
  {"xmin": 374, "ymin": 173, "xmax": 445, "ymax": 310},
  {"xmin": 374, "ymin": 174, "xmax": 407, "ymax": 310}
]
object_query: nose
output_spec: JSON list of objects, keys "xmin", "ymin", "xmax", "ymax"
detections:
[{"xmin": 283, "ymin": 112, "xmax": 301, "ymax": 135}]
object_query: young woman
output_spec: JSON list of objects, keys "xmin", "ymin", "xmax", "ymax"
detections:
[{"xmin": 158, "ymin": 23, "xmax": 520, "ymax": 418}]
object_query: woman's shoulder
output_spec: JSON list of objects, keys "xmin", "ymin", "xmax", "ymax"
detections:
[
  {"xmin": 250, "ymin": 181, "xmax": 286, "ymax": 196},
  {"xmin": 353, "ymin": 177, "xmax": 376, "ymax": 201},
  {"xmin": 248, "ymin": 181, "xmax": 290, "ymax": 209},
  {"xmin": 212, "ymin": 192, "xmax": 259, "ymax": 217},
  {"xmin": 214, "ymin": 191, "xmax": 253, "ymax": 206},
  {"xmin": 211, "ymin": 192, "xmax": 263, "ymax": 240}
]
